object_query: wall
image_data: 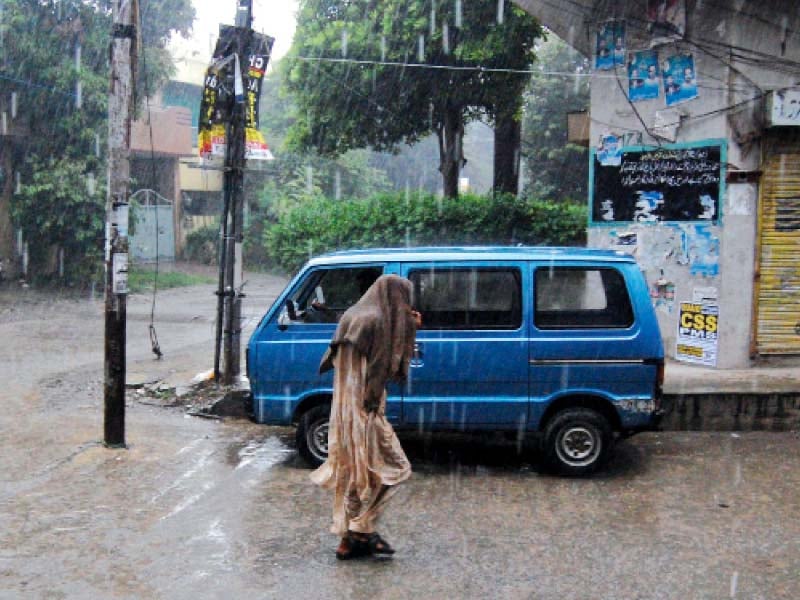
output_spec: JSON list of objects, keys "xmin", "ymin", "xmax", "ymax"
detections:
[{"xmin": 516, "ymin": 0, "xmax": 799, "ymax": 368}]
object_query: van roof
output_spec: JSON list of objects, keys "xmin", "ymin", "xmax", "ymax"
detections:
[{"xmin": 308, "ymin": 246, "xmax": 636, "ymax": 265}]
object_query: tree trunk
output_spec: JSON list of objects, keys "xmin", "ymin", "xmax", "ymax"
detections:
[
  {"xmin": 0, "ymin": 145, "xmax": 15, "ymax": 277},
  {"xmin": 493, "ymin": 110, "xmax": 521, "ymax": 196},
  {"xmin": 437, "ymin": 103, "xmax": 464, "ymax": 199}
]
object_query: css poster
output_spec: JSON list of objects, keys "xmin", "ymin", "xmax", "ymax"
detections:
[{"xmin": 676, "ymin": 301, "xmax": 719, "ymax": 366}]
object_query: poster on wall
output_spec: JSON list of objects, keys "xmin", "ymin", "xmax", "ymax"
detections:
[
  {"xmin": 591, "ymin": 141, "xmax": 725, "ymax": 223},
  {"xmin": 647, "ymin": 0, "xmax": 686, "ymax": 42},
  {"xmin": 597, "ymin": 134, "xmax": 623, "ymax": 166},
  {"xmin": 628, "ymin": 50, "xmax": 660, "ymax": 102},
  {"xmin": 676, "ymin": 301, "xmax": 719, "ymax": 366},
  {"xmin": 595, "ymin": 21, "xmax": 626, "ymax": 70},
  {"xmin": 766, "ymin": 88, "xmax": 800, "ymax": 126},
  {"xmin": 662, "ymin": 54, "xmax": 698, "ymax": 106}
]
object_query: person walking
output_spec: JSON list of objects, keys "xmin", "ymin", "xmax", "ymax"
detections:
[{"xmin": 311, "ymin": 274, "xmax": 421, "ymax": 560}]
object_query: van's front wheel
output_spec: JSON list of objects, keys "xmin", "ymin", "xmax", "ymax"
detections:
[
  {"xmin": 296, "ymin": 404, "xmax": 330, "ymax": 467},
  {"xmin": 542, "ymin": 408, "xmax": 612, "ymax": 476}
]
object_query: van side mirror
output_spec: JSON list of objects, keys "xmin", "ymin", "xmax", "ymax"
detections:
[
  {"xmin": 278, "ymin": 299, "xmax": 298, "ymax": 331},
  {"xmin": 286, "ymin": 298, "xmax": 297, "ymax": 320}
]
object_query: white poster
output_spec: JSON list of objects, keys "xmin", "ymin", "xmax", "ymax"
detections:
[{"xmin": 112, "ymin": 253, "xmax": 129, "ymax": 295}]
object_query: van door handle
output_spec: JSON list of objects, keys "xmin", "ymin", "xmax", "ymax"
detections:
[{"xmin": 410, "ymin": 342, "xmax": 424, "ymax": 367}]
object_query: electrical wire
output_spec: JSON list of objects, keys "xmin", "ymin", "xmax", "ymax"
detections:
[{"xmin": 137, "ymin": 0, "xmax": 163, "ymax": 360}]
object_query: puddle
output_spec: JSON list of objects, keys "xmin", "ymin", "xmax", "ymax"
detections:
[{"xmin": 233, "ymin": 436, "xmax": 294, "ymax": 473}]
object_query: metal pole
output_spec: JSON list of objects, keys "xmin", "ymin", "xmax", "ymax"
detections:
[
  {"xmin": 214, "ymin": 143, "xmax": 232, "ymax": 381},
  {"xmin": 104, "ymin": 0, "xmax": 136, "ymax": 447},
  {"xmin": 222, "ymin": 0, "xmax": 253, "ymax": 385}
]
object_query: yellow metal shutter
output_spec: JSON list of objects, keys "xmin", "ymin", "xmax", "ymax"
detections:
[{"xmin": 755, "ymin": 152, "xmax": 800, "ymax": 354}]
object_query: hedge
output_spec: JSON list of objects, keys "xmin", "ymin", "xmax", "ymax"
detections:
[{"xmin": 265, "ymin": 192, "xmax": 587, "ymax": 273}]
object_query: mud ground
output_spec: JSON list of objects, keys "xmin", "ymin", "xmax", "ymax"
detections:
[{"xmin": 1, "ymin": 268, "xmax": 799, "ymax": 599}]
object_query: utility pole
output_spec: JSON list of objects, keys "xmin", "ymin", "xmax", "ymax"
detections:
[
  {"xmin": 220, "ymin": 0, "xmax": 253, "ymax": 385},
  {"xmin": 104, "ymin": 0, "xmax": 137, "ymax": 447}
]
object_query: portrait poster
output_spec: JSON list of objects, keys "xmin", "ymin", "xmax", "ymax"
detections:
[
  {"xmin": 597, "ymin": 134, "xmax": 623, "ymax": 167},
  {"xmin": 628, "ymin": 50, "xmax": 660, "ymax": 102},
  {"xmin": 595, "ymin": 20, "xmax": 625, "ymax": 70},
  {"xmin": 647, "ymin": 0, "xmax": 686, "ymax": 42},
  {"xmin": 662, "ymin": 54, "xmax": 698, "ymax": 106}
]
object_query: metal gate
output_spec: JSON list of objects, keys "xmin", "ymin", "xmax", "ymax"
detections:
[
  {"xmin": 754, "ymin": 152, "xmax": 800, "ymax": 354},
  {"xmin": 129, "ymin": 189, "xmax": 175, "ymax": 262}
]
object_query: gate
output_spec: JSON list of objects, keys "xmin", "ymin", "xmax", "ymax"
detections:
[{"xmin": 129, "ymin": 189, "xmax": 175, "ymax": 262}]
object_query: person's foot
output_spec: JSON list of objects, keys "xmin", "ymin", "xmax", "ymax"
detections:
[
  {"xmin": 367, "ymin": 532, "xmax": 395, "ymax": 555},
  {"xmin": 335, "ymin": 533, "xmax": 369, "ymax": 560}
]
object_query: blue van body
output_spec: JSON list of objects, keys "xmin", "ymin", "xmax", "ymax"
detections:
[{"xmin": 247, "ymin": 247, "xmax": 664, "ymax": 472}]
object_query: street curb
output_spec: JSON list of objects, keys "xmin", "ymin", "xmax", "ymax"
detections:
[{"xmin": 661, "ymin": 392, "xmax": 800, "ymax": 431}]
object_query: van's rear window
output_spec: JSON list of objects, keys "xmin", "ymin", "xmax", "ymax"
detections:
[{"xmin": 534, "ymin": 267, "xmax": 633, "ymax": 329}]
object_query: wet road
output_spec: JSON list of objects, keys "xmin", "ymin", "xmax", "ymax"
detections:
[{"xmin": 1, "ymin": 277, "xmax": 799, "ymax": 599}]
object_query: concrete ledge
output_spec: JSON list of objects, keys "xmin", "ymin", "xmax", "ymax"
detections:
[{"xmin": 661, "ymin": 393, "xmax": 800, "ymax": 431}]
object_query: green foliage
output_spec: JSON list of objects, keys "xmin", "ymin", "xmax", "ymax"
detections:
[
  {"xmin": 0, "ymin": 0, "xmax": 194, "ymax": 284},
  {"xmin": 285, "ymin": 0, "xmax": 541, "ymax": 196},
  {"xmin": 521, "ymin": 35, "xmax": 590, "ymax": 202},
  {"xmin": 183, "ymin": 225, "xmax": 219, "ymax": 265},
  {"xmin": 11, "ymin": 156, "xmax": 106, "ymax": 285},
  {"xmin": 265, "ymin": 191, "xmax": 587, "ymax": 272}
]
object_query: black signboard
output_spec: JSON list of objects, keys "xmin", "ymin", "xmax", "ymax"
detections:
[{"xmin": 591, "ymin": 142, "xmax": 725, "ymax": 223}]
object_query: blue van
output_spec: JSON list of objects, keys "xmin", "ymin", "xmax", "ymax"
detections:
[{"xmin": 247, "ymin": 247, "xmax": 665, "ymax": 475}]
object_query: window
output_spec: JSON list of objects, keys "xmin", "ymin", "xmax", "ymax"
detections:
[
  {"xmin": 409, "ymin": 268, "xmax": 521, "ymax": 330},
  {"xmin": 535, "ymin": 267, "xmax": 633, "ymax": 329},
  {"xmin": 290, "ymin": 266, "xmax": 383, "ymax": 323}
]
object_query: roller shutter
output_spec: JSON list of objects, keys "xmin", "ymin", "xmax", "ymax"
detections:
[{"xmin": 755, "ymin": 152, "xmax": 800, "ymax": 354}]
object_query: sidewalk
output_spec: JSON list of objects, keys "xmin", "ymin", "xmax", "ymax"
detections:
[
  {"xmin": 662, "ymin": 358, "xmax": 800, "ymax": 431},
  {"xmin": 664, "ymin": 357, "xmax": 800, "ymax": 395}
]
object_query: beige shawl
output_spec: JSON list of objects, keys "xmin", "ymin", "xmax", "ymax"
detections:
[{"xmin": 319, "ymin": 274, "xmax": 417, "ymax": 410}]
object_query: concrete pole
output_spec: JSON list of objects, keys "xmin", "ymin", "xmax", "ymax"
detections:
[{"xmin": 104, "ymin": 0, "xmax": 136, "ymax": 447}]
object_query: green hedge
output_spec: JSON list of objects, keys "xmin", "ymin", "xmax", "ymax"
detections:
[
  {"xmin": 183, "ymin": 225, "xmax": 219, "ymax": 265},
  {"xmin": 265, "ymin": 192, "xmax": 587, "ymax": 273}
]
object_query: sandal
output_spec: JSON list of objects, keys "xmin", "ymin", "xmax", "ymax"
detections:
[
  {"xmin": 367, "ymin": 532, "xmax": 395, "ymax": 556},
  {"xmin": 335, "ymin": 533, "xmax": 369, "ymax": 560}
]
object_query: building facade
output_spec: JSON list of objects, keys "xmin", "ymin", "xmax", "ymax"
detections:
[{"xmin": 515, "ymin": 0, "xmax": 800, "ymax": 368}]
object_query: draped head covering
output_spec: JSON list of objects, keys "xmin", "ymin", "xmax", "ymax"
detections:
[{"xmin": 319, "ymin": 274, "xmax": 417, "ymax": 410}]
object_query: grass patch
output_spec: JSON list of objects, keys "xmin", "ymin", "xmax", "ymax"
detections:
[{"xmin": 128, "ymin": 267, "xmax": 216, "ymax": 293}]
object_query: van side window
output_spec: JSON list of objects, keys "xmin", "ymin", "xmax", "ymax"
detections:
[
  {"xmin": 535, "ymin": 267, "xmax": 633, "ymax": 329},
  {"xmin": 409, "ymin": 268, "xmax": 522, "ymax": 330},
  {"xmin": 291, "ymin": 266, "xmax": 383, "ymax": 323}
]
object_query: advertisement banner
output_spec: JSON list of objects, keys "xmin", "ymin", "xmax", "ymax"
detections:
[
  {"xmin": 198, "ymin": 26, "xmax": 275, "ymax": 161},
  {"xmin": 676, "ymin": 301, "xmax": 719, "ymax": 366},
  {"xmin": 628, "ymin": 50, "xmax": 660, "ymax": 102}
]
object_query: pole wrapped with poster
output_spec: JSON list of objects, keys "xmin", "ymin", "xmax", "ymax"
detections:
[{"xmin": 198, "ymin": 26, "xmax": 275, "ymax": 161}]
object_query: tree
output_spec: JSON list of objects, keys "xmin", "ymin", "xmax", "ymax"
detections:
[
  {"xmin": 0, "ymin": 0, "xmax": 194, "ymax": 281},
  {"xmin": 521, "ymin": 35, "xmax": 590, "ymax": 203},
  {"xmin": 285, "ymin": 0, "xmax": 540, "ymax": 198}
]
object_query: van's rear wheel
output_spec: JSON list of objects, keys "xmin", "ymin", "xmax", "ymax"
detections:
[
  {"xmin": 296, "ymin": 404, "xmax": 330, "ymax": 467},
  {"xmin": 542, "ymin": 408, "xmax": 612, "ymax": 476}
]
